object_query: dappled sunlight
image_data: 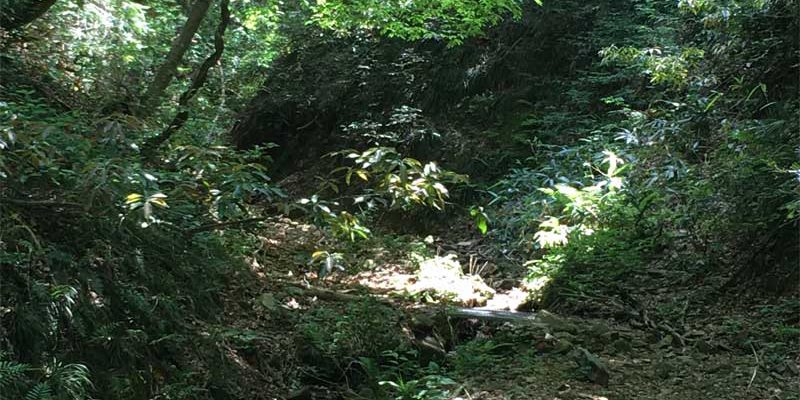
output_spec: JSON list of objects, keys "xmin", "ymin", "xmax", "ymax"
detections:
[
  {"xmin": 342, "ymin": 264, "xmax": 417, "ymax": 293},
  {"xmin": 524, "ymin": 275, "xmax": 552, "ymax": 294},
  {"xmin": 2, "ymin": 0, "xmax": 796, "ymax": 398},
  {"xmin": 482, "ymin": 287, "xmax": 528, "ymax": 311},
  {"xmin": 408, "ymin": 255, "xmax": 495, "ymax": 307},
  {"xmin": 334, "ymin": 252, "xmax": 507, "ymax": 308}
]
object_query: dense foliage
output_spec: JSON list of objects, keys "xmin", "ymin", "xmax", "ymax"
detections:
[{"xmin": 1, "ymin": 0, "xmax": 797, "ymax": 398}]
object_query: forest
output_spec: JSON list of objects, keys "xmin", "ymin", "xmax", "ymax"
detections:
[{"xmin": 0, "ymin": 0, "xmax": 798, "ymax": 399}]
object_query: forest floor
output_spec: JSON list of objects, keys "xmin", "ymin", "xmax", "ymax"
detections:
[{"xmin": 213, "ymin": 216, "xmax": 799, "ymax": 400}]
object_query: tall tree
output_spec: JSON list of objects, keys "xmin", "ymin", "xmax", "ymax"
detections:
[
  {"xmin": 0, "ymin": 0, "xmax": 58, "ymax": 30},
  {"xmin": 140, "ymin": 0, "xmax": 212, "ymax": 114},
  {"xmin": 141, "ymin": 0, "xmax": 230, "ymax": 160}
]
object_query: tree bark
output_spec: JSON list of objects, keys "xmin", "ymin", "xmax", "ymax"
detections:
[
  {"xmin": 0, "ymin": 0, "xmax": 58, "ymax": 30},
  {"xmin": 140, "ymin": 0, "xmax": 212, "ymax": 114},
  {"xmin": 141, "ymin": 0, "xmax": 230, "ymax": 160}
]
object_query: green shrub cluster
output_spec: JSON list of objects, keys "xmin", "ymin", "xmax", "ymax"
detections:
[
  {"xmin": 481, "ymin": 0, "xmax": 798, "ymax": 293},
  {"xmin": 0, "ymin": 87, "xmax": 279, "ymax": 398}
]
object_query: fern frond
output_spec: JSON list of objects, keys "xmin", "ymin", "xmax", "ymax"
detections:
[
  {"xmin": 48, "ymin": 360, "xmax": 92, "ymax": 400},
  {"xmin": 24, "ymin": 382, "xmax": 53, "ymax": 400},
  {"xmin": 0, "ymin": 360, "xmax": 30, "ymax": 390}
]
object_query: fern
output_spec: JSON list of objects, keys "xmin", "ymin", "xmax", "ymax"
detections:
[
  {"xmin": 46, "ymin": 360, "xmax": 92, "ymax": 400},
  {"xmin": 24, "ymin": 382, "xmax": 53, "ymax": 400},
  {"xmin": 0, "ymin": 359, "xmax": 29, "ymax": 390}
]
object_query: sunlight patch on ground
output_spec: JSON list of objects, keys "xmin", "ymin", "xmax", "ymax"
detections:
[
  {"xmin": 482, "ymin": 287, "xmax": 528, "ymax": 311},
  {"xmin": 407, "ymin": 255, "xmax": 495, "ymax": 306},
  {"xmin": 522, "ymin": 274, "xmax": 552, "ymax": 303},
  {"xmin": 344, "ymin": 263, "xmax": 417, "ymax": 292},
  {"xmin": 338, "ymin": 254, "xmax": 538, "ymax": 310}
]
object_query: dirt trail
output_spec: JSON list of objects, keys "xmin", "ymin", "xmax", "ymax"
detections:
[{"xmin": 218, "ymin": 216, "xmax": 799, "ymax": 400}]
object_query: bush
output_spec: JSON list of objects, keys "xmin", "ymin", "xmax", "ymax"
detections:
[{"xmin": 297, "ymin": 300, "xmax": 406, "ymax": 379}]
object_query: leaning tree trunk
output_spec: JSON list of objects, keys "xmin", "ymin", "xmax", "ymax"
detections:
[
  {"xmin": 140, "ymin": 0, "xmax": 230, "ymax": 160},
  {"xmin": 140, "ymin": 0, "xmax": 212, "ymax": 114},
  {"xmin": 0, "ymin": 0, "xmax": 58, "ymax": 30}
]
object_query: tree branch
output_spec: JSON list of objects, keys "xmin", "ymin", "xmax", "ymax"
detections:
[
  {"xmin": 0, "ymin": 198, "xmax": 83, "ymax": 208},
  {"xmin": 0, "ymin": 0, "xmax": 58, "ymax": 31}
]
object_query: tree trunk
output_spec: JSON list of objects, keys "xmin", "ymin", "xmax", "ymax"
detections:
[
  {"xmin": 140, "ymin": 0, "xmax": 230, "ymax": 160},
  {"xmin": 140, "ymin": 0, "xmax": 212, "ymax": 114},
  {"xmin": 0, "ymin": 0, "xmax": 58, "ymax": 30}
]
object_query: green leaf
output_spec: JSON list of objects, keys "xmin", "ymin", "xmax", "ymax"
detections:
[
  {"xmin": 125, "ymin": 193, "xmax": 143, "ymax": 204},
  {"xmin": 476, "ymin": 217, "xmax": 488, "ymax": 235},
  {"xmin": 257, "ymin": 293, "xmax": 277, "ymax": 311}
]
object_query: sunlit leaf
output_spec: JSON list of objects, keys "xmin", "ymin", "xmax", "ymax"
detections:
[{"xmin": 125, "ymin": 193, "xmax": 143, "ymax": 204}]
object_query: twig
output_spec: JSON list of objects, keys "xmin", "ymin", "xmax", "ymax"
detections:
[
  {"xmin": 660, "ymin": 322, "xmax": 687, "ymax": 349},
  {"xmin": 577, "ymin": 394, "xmax": 608, "ymax": 400},
  {"xmin": 559, "ymin": 290, "xmax": 628, "ymax": 312},
  {"xmin": 635, "ymin": 300, "xmax": 688, "ymax": 350},
  {"xmin": 296, "ymin": 116, "xmax": 318, "ymax": 131},
  {"xmin": 679, "ymin": 298, "xmax": 690, "ymax": 327},
  {"xmin": 464, "ymin": 387, "xmax": 473, "ymax": 400},
  {"xmin": 0, "ymin": 198, "xmax": 83, "ymax": 208},
  {"xmin": 747, "ymin": 342, "xmax": 759, "ymax": 391},
  {"xmin": 185, "ymin": 216, "xmax": 271, "ymax": 235}
]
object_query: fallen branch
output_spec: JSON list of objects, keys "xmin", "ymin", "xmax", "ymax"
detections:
[
  {"xmin": 747, "ymin": 342, "xmax": 759, "ymax": 391},
  {"xmin": 447, "ymin": 307, "xmax": 539, "ymax": 323},
  {"xmin": 275, "ymin": 280, "xmax": 549, "ymax": 326},
  {"xmin": 640, "ymin": 306, "xmax": 686, "ymax": 349},
  {"xmin": 274, "ymin": 280, "xmax": 396, "ymax": 305}
]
